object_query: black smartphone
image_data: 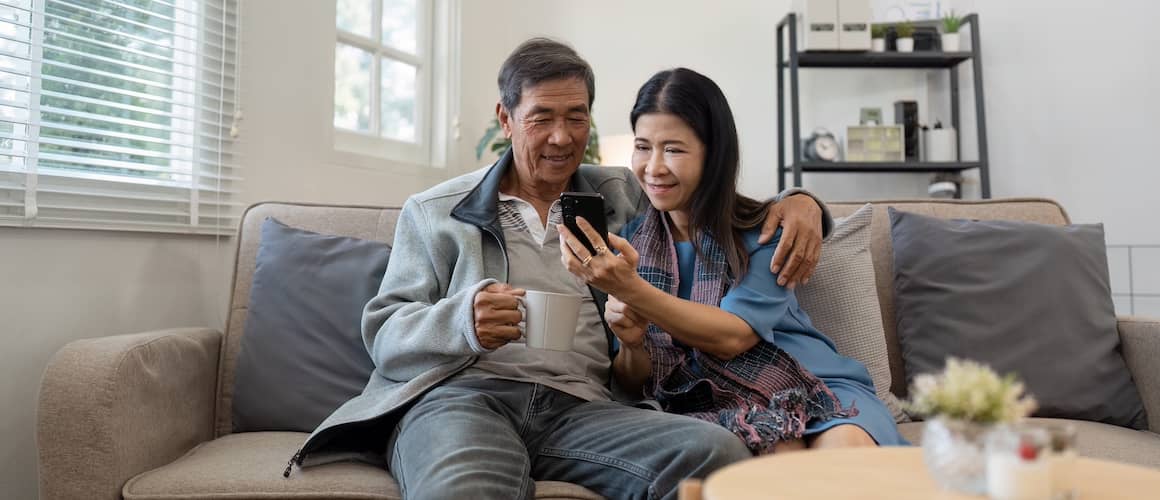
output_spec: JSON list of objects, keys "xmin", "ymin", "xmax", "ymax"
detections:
[{"xmin": 560, "ymin": 192, "xmax": 609, "ymax": 254}]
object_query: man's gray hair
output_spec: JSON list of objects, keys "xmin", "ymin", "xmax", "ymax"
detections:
[{"xmin": 497, "ymin": 37, "xmax": 595, "ymax": 112}]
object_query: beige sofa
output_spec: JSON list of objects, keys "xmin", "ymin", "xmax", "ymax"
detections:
[{"xmin": 37, "ymin": 198, "xmax": 1160, "ymax": 500}]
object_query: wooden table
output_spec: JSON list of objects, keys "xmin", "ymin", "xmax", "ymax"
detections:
[{"xmin": 702, "ymin": 447, "xmax": 1160, "ymax": 500}]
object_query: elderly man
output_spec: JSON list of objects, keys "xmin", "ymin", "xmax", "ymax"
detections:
[{"xmin": 289, "ymin": 38, "xmax": 832, "ymax": 499}]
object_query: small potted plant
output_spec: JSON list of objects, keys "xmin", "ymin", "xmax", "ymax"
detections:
[
  {"xmin": 907, "ymin": 358, "xmax": 1038, "ymax": 495},
  {"xmin": 870, "ymin": 25, "xmax": 886, "ymax": 52},
  {"xmin": 895, "ymin": 21, "xmax": 916, "ymax": 52},
  {"xmin": 942, "ymin": 10, "xmax": 963, "ymax": 51}
]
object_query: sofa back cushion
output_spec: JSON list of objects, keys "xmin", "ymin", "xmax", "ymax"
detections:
[
  {"xmin": 216, "ymin": 202, "xmax": 400, "ymax": 437},
  {"xmin": 888, "ymin": 210, "xmax": 1147, "ymax": 429},
  {"xmin": 827, "ymin": 198, "xmax": 1070, "ymax": 398},
  {"xmin": 232, "ymin": 218, "xmax": 390, "ymax": 432}
]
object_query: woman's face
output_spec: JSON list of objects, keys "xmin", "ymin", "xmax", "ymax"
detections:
[{"xmin": 631, "ymin": 112, "xmax": 705, "ymax": 215}]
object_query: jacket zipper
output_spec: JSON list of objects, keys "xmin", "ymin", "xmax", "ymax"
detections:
[
  {"xmin": 481, "ymin": 224, "xmax": 509, "ymax": 280},
  {"xmin": 283, "ymin": 447, "xmax": 304, "ymax": 478}
]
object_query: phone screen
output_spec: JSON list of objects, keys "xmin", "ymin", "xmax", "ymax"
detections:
[{"xmin": 560, "ymin": 192, "xmax": 609, "ymax": 254}]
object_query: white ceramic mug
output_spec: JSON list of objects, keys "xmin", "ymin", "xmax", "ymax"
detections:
[{"xmin": 518, "ymin": 290, "xmax": 582, "ymax": 351}]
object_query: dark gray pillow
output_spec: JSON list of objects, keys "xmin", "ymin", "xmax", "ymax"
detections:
[
  {"xmin": 233, "ymin": 217, "xmax": 388, "ymax": 432},
  {"xmin": 889, "ymin": 208, "xmax": 1147, "ymax": 429}
]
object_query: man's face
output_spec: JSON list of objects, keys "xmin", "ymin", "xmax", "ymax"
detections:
[{"xmin": 497, "ymin": 78, "xmax": 590, "ymax": 190}]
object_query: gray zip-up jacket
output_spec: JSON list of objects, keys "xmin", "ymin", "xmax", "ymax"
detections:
[{"xmin": 285, "ymin": 150, "xmax": 832, "ymax": 475}]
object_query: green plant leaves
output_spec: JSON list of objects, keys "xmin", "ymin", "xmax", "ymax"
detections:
[
  {"xmin": 942, "ymin": 10, "xmax": 962, "ymax": 34},
  {"xmin": 475, "ymin": 117, "xmax": 504, "ymax": 160}
]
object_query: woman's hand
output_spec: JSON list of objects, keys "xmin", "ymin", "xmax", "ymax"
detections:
[
  {"xmin": 558, "ymin": 217, "xmax": 644, "ymax": 297},
  {"xmin": 605, "ymin": 294, "xmax": 647, "ymax": 348},
  {"xmin": 607, "ymin": 293, "xmax": 653, "ymax": 395},
  {"xmin": 561, "ymin": 218, "xmax": 758, "ymax": 360}
]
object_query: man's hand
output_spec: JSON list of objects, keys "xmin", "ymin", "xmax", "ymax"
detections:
[
  {"xmin": 758, "ymin": 193, "xmax": 823, "ymax": 289},
  {"xmin": 472, "ymin": 283, "xmax": 525, "ymax": 350},
  {"xmin": 604, "ymin": 294, "xmax": 647, "ymax": 349}
]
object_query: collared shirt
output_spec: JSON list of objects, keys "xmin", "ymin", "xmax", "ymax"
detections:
[{"xmin": 452, "ymin": 192, "xmax": 611, "ymax": 402}]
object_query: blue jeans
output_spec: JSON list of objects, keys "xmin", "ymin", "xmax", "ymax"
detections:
[{"xmin": 387, "ymin": 377, "xmax": 750, "ymax": 500}]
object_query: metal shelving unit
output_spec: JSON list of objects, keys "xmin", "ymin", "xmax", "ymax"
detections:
[{"xmin": 776, "ymin": 13, "xmax": 991, "ymax": 198}]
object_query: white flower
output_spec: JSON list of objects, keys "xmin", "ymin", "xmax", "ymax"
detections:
[{"xmin": 905, "ymin": 357, "xmax": 1037, "ymax": 424}]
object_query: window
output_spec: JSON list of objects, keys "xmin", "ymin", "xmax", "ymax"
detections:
[
  {"xmin": 334, "ymin": 0, "xmax": 434, "ymax": 164},
  {"xmin": 0, "ymin": 0, "xmax": 241, "ymax": 234}
]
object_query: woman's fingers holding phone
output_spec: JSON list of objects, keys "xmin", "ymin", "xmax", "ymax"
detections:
[
  {"xmin": 574, "ymin": 217, "xmax": 609, "ymax": 255},
  {"xmin": 559, "ymin": 223, "xmax": 612, "ymax": 283},
  {"xmin": 560, "ymin": 225, "xmax": 644, "ymax": 297},
  {"xmin": 607, "ymin": 233, "xmax": 638, "ymax": 268},
  {"xmin": 557, "ymin": 224, "xmax": 594, "ymax": 272}
]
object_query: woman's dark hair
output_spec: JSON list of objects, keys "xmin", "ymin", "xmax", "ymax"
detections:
[
  {"xmin": 630, "ymin": 67, "xmax": 769, "ymax": 281},
  {"xmin": 498, "ymin": 38, "xmax": 595, "ymax": 112}
]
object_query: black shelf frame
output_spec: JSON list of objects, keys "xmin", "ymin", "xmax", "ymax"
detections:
[
  {"xmin": 789, "ymin": 51, "xmax": 973, "ymax": 68},
  {"xmin": 776, "ymin": 13, "xmax": 991, "ymax": 198}
]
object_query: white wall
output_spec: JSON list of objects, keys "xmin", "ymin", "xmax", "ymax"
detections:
[
  {"xmin": 964, "ymin": 0, "xmax": 1159, "ymax": 246},
  {"xmin": 237, "ymin": 0, "xmax": 454, "ymax": 206}
]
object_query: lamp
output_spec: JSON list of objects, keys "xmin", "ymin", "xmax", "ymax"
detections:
[{"xmin": 598, "ymin": 133, "xmax": 635, "ymax": 167}]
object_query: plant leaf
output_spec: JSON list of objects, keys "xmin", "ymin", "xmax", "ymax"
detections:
[{"xmin": 475, "ymin": 118, "xmax": 504, "ymax": 160}]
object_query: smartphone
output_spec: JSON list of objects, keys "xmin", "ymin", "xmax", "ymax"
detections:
[{"xmin": 560, "ymin": 192, "xmax": 609, "ymax": 254}]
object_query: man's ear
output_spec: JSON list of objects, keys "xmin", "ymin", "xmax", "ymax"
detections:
[{"xmin": 496, "ymin": 101, "xmax": 513, "ymax": 139}]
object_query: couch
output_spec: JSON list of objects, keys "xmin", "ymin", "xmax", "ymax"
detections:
[{"xmin": 37, "ymin": 198, "xmax": 1160, "ymax": 499}]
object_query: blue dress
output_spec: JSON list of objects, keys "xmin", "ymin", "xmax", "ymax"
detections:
[{"xmin": 670, "ymin": 231, "xmax": 905, "ymax": 446}]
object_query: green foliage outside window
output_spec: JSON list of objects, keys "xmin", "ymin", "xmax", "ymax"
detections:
[{"xmin": 37, "ymin": 0, "xmax": 183, "ymax": 181}]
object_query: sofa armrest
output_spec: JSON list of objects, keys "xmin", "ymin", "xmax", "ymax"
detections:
[
  {"xmin": 1119, "ymin": 316, "xmax": 1160, "ymax": 433},
  {"xmin": 37, "ymin": 327, "xmax": 222, "ymax": 500}
]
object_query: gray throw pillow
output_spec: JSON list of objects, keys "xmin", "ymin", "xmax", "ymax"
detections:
[
  {"xmin": 889, "ymin": 209, "xmax": 1147, "ymax": 429},
  {"xmin": 233, "ymin": 217, "xmax": 388, "ymax": 432}
]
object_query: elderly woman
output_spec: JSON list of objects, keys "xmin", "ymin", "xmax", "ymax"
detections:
[{"xmin": 561, "ymin": 67, "xmax": 906, "ymax": 453}]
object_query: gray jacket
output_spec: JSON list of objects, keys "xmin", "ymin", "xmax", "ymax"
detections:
[{"xmin": 286, "ymin": 150, "xmax": 831, "ymax": 475}]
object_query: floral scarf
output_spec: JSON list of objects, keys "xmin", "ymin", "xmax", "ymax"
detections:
[{"xmin": 629, "ymin": 207, "xmax": 854, "ymax": 454}]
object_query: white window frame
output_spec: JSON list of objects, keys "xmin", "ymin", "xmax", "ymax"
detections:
[{"xmin": 333, "ymin": 0, "xmax": 447, "ymax": 167}]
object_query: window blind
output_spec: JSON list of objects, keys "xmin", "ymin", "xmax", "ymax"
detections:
[{"xmin": 0, "ymin": 0, "xmax": 241, "ymax": 234}]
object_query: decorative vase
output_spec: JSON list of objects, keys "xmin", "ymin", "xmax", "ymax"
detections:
[
  {"xmin": 922, "ymin": 417, "xmax": 993, "ymax": 495},
  {"xmin": 942, "ymin": 32, "xmax": 960, "ymax": 51},
  {"xmin": 896, "ymin": 37, "xmax": 915, "ymax": 52},
  {"xmin": 871, "ymin": 38, "xmax": 886, "ymax": 52}
]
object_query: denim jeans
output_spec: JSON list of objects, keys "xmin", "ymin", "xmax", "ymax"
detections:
[{"xmin": 386, "ymin": 377, "xmax": 750, "ymax": 500}]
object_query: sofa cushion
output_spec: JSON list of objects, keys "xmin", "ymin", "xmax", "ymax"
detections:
[
  {"xmin": 796, "ymin": 204, "xmax": 907, "ymax": 422},
  {"xmin": 827, "ymin": 199, "xmax": 1071, "ymax": 398},
  {"xmin": 122, "ymin": 432, "xmax": 603, "ymax": 500},
  {"xmin": 218, "ymin": 203, "xmax": 399, "ymax": 436},
  {"xmin": 889, "ymin": 210, "xmax": 1147, "ymax": 429},
  {"xmin": 232, "ymin": 218, "xmax": 387, "ymax": 432},
  {"xmin": 896, "ymin": 418, "xmax": 1160, "ymax": 469}
]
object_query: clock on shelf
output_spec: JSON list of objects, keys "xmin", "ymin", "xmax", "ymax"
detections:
[{"xmin": 802, "ymin": 128, "xmax": 841, "ymax": 162}]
